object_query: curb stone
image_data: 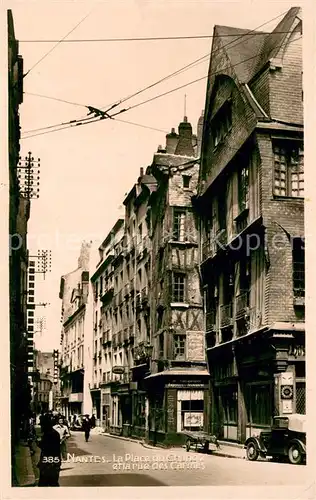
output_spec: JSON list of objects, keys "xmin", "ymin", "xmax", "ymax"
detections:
[{"xmin": 102, "ymin": 432, "xmax": 246, "ymax": 459}]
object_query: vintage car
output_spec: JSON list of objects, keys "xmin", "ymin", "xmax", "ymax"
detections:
[{"xmin": 245, "ymin": 414, "xmax": 306, "ymax": 465}]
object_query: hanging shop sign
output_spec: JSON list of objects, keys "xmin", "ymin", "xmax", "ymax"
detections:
[{"xmin": 112, "ymin": 366, "xmax": 125, "ymax": 375}]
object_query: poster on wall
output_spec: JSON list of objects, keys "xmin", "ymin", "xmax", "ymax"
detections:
[{"xmin": 184, "ymin": 412, "xmax": 204, "ymax": 427}]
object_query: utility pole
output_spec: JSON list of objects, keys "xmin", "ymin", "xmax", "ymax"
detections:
[
  {"xmin": 17, "ymin": 152, "xmax": 40, "ymax": 199},
  {"xmin": 29, "ymin": 250, "xmax": 52, "ymax": 280}
]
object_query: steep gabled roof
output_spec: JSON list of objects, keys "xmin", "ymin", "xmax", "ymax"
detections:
[
  {"xmin": 215, "ymin": 25, "xmax": 268, "ymax": 83},
  {"xmin": 251, "ymin": 7, "xmax": 301, "ymax": 78}
]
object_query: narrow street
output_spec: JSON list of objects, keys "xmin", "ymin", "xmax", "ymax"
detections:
[{"xmin": 32, "ymin": 431, "xmax": 310, "ymax": 487}]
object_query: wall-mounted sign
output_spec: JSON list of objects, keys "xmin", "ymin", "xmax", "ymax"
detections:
[
  {"xmin": 281, "ymin": 385, "xmax": 294, "ymax": 400},
  {"xmin": 282, "ymin": 399, "xmax": 293, "ymax": 414},
  {"xmin": 112, "ymin": 366, "xmax": 125, "ymax": 375},
  {"xmin": 186, "ymin": 331, "xmax": 205, "ymax": 362},
  {"xmin": 184, "ymin": 412, "xmax": 203, "ymax": 428},
  {"xmin": 288, "ymin": 345, "xmax": 305, "ymax": 358},
  {"xmin": 280, "ymin": 372, "xmax": 294, "ymax": 385}
]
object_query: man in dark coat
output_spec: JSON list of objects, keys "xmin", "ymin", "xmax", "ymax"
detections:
[
  {"xmin": 82, "ymin": 415, "xmax": 91, "ymax": 442},
  {"xmin": 37, "ymin": 416, "xmax": 61, "ymax": 486}
]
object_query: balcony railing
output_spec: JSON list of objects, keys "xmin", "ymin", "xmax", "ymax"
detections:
[
  {"xmin": 206, "ymin": 310, "xmax": 216, "ymax": 332},
  {"xmin": 220, "ymin": 303, "xmax": 233, "ymax": 328},
  {"xmin": 235, "ymin": 209, "xmax": 249, "ymax": 234},
  {"xmin": 202, "ymin": 229, "xmax": 227, "ymax": 262},
  {"xmin": 235, "ymin": 290, "xmax": 250, "ymax": 319}
]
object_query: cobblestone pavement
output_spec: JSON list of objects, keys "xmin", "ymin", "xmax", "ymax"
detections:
[{"xmin": 53, "ymin": 431, "xmax": 311, "ymax": 487}]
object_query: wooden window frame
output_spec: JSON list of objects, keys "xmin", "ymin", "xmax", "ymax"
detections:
[
  {"xmin": 273, "ymin": 141, "xmax": 304, "ymax": 198},
  {"xmin": 173, "ymin": 334, "xmax": 186, "ymax": 360},
  {"xmin": 172, "ymin": 272, "xmax": 186, "ymax": 303}
]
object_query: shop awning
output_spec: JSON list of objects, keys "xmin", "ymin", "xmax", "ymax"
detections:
[{"xmin": 144, "ymin": 369, "xmax": 209, "ymax": 380}]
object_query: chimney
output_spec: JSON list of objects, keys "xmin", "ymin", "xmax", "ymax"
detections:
[
  {"xmin": 174, "ymin": 116, "xmax": 194, "ymax": 157},
  {"xmin": 165, "ymin": 127, "xmax": 179, "ymax": 154},
  {"xmin": 140, "ymin": 167, "xmax": 144, "ymax": 177},
  {"xmin": 157, "ymin": 144, "xmax": 166, "ymax": 153},
  {"xmin": 78, "ymin": 241, "xmax": 91, "ymax": 270},
  {"xmin": 197, "ymin": 110, "xmax": 204, "ymax": 157}
]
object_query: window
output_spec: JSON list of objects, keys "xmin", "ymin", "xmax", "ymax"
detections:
[
  {"xmin": 95, "ymin": 282, "xmax": 99, "ymax": 300},
  {"xmin": 212, "ymin": 100, "xmax": 232, "ymax": 148},
  {"xmin": 293, "ymin": 238, "xmax": 305, "ymax": 297},
  {"xmin": 173, "ymin": 209, "xmax": 186, "ymax": 241},
  {"xmin": 158, "ymin": 333, "xmax": 164, "ymax": 358},
  {"xmin": 238, "ymin": 165, "xmax": 249, "ymax": 212},
  {"xmin": 174, "ymin": 334, "xmax": 186, "ymax": 360},
  {"xmin": 217, "ymin": 188, "xmax": 227, "ymax": 231},
  {"xmin": 274, "ymin": 142, "xmax": 304, "ymax": 197},
  {"xmin": 29, "ymin": 282, "xmax": 35, "ymax": 289},
  {"xmin": 100, "ymin": 276, "xmax": 103, "ymax": 297},
  {"xmin": 246, "ymin": 383, "xmax": 272, "ymax": 426},
  {"xmin": 183, "ymin": 175, "xmax": 191, "ymax": 188},
  {"xmin": 172, "ymin": 273, "xmax": 186, "ymax": 302}
]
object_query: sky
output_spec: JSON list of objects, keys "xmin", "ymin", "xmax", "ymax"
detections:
[{"xmin": 5, "ymin": 0, "xmax": 305, "ymax": 351}]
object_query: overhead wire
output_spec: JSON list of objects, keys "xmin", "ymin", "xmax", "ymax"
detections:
[
  {"xmin": 97, "ymin": 10, "xmax": 290, "ymax": 116},
  {"xmin": 21, "ymin": 32, "xmax": 302, "ymax": 140},
  {"xmin": 23, "ymin": 92, "xmax": 88, "ymax": 108},
  {"xmin": 23, "ymin": 9, "xmax": 289, "ymax": 132},
  {"xmin": 23, "ymin": 8, "xmax": 95, "ymax": 78},
  {"xmin": 19, "ymin": 30, "xmax": 292, "ymax": 43}
]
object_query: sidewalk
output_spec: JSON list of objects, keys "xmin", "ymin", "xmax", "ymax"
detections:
[
  {"xmin": 13, "ymin": 441, "xmax": 37, "ymax": 487},
  {"xmin": 101, "ymin": 432, "xmax": 246, "ymax": 460}
]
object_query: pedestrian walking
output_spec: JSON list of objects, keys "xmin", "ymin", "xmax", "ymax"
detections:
[
  {"xmin": 82, "ymin": 415, "xmax": 91, "ymax": 442},
  {"xmin": 90, "ymin": 414, "xmax": 96, "ymax": 429},
  {"xmin": 53, "ymin": 416, "xmax": 71, "ymax": 461},
  {"xmin": 37, "ymin": 417, "xmax": 61, "ymax": 487}
]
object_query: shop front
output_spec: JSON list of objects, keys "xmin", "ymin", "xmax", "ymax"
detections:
[
  {"xmin": 100, "ymin": 388, "xmax": 111, "ymax": 431},
  {"xmin": 207, "ymin": 325, "xmax": 305, "ymax": 443},
  {"xmin": 90, "ymin": 388, "xmax": 101, "ymax": 424},
  {"xmin": 145, "ymin": 369, "xmax": 210, "ymax": 446}
]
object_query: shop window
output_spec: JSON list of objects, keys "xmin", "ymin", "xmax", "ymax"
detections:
[
  {"xmin": 172, "ymin": 273, "xmax": 186, "ymax": 303},
  {"xmin": 181, "ymin": 399, "xmax": 204, "ymax": 430},
  {"xmin": 174, "ymin": 334, "xmax": 186, "ymax": 360},
  {"xmin": 173, "ymin": 209, "xmax": 186, "ymax": 241},
  {"xmin": 246, "ymin": 383, "xmax": 272, "ymax": 426},
  {"xmin": 295, "ymin": 381, "xmax": 306, "ymax": 414},
  {"xmin": 292, "ymin": 238, "xmax": 305, "ymax": 297},
  {"xmin": 220, "ymin": 387, "xmax": 237, "ymax": 424},
  {"xmin": 273, "ymin": 142, "xmax": 304, "ymax": 197}
]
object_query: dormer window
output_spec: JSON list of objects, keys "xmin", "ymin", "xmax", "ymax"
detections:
[{"xmin": 212, "ymin": 100, "xmax": 232, "ymax": 148}]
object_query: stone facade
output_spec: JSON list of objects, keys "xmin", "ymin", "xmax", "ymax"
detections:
[
  {"xmin": 59, "ymin": 242, "xmax": 92, "ymax": 418},
  {"xmin": 197, "ymin": 7, "xmax": 304, "ymax": 443},
  {"xmin": 8, "ymin": 10, "xmax": 31, "ymax": 455}
]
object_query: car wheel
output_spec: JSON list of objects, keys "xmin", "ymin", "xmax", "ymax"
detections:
[
  {"xmin": 288, "ymin": 444, "xmax": 303, "ymax": 465},
  {"xmin": 186, "ymin": 439, "xmax": 191, "ymax": 452},
  {"xmin": 246, "ymin": 442, "xmax": 259, "ymax": 461}
]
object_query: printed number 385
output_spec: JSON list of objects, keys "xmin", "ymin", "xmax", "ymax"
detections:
[{"xmin": 42, "ymin": 457, "xmax": 60, "ymax": 463}]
